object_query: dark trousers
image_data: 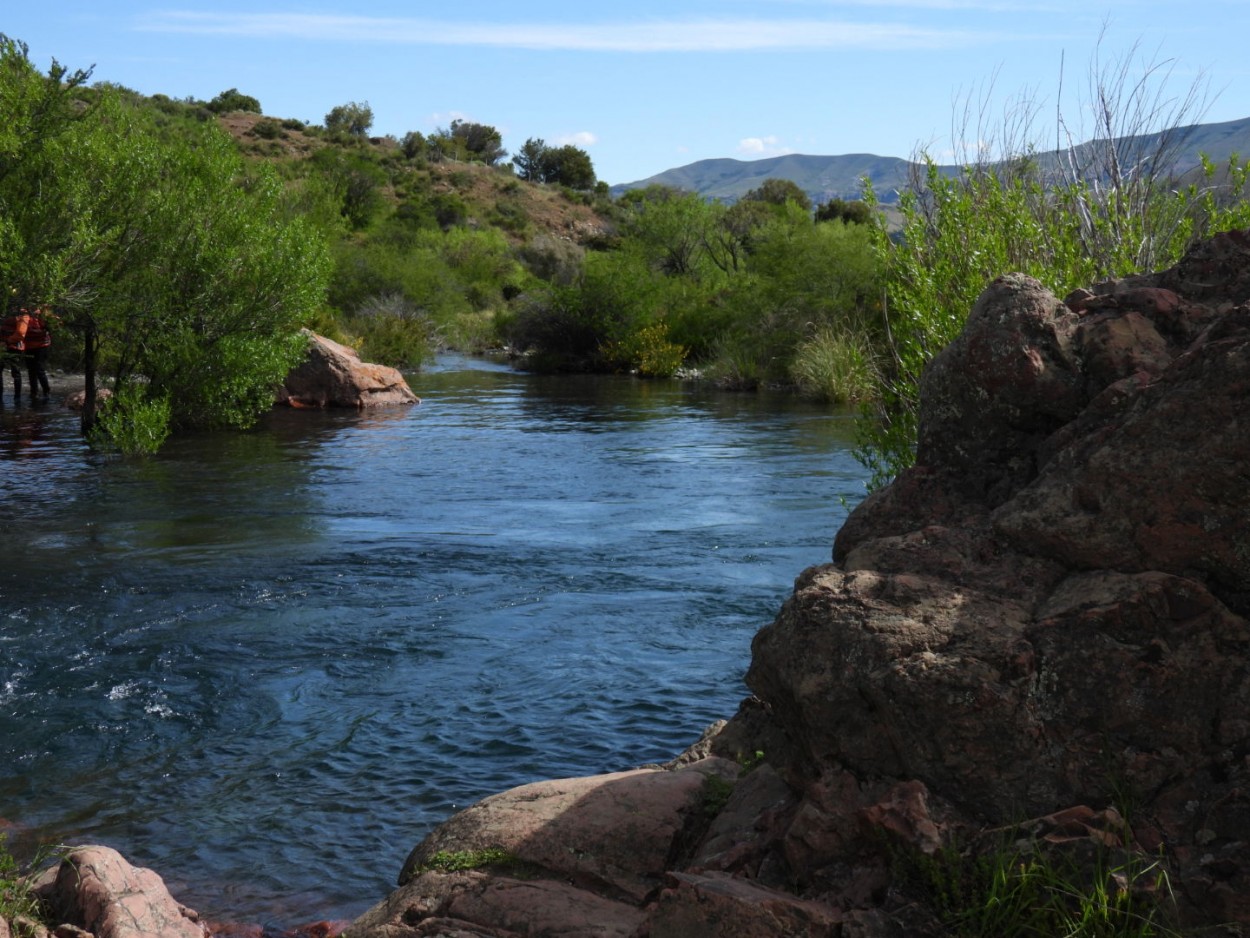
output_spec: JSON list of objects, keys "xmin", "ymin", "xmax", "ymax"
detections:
[
  {"xmin": 3, "ymin": 351, "xmax": 21, "ymax": 399},
  {"xmin": 24, "ymin": 347, "xmax": 49, "ymax": 396},
  {"xmin": 2, "ymin": 350, "xmax": 47, "ymax": 399}
]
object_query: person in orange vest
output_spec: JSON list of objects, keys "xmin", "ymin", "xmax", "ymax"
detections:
[
  {"xmin": 18, "ymin": 305, "xmax": 53, "ymax": 398},
  {"xmin": 0, "ymin": 305, "xmax": 27, "ymax": 403}
]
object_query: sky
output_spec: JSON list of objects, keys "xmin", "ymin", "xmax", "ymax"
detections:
[{"xmin": 6, "ymin": 2, "xmax": 1250, "ymax": 186}]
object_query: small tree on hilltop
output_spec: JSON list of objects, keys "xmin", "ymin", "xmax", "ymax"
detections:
[
  {"xmin": 545, "ymin": 144, "xmax": 596, "ymax": 189},
  {"xmin": 325, "ymin": 100, "xmax": 373, "ymax": 137},
  {"xmin": 206, "ymin": 87, "xmax": 261, "ymax": 114},
  {"xmin": 513, "ymin": 137, "xmax": 548, "ymax": 181},
  {"xmin": 449, "ymin": 119, "xmax": 507, "ymax": 166},
  {"xmin": 400, "ymin": 130, "xmax": 426, "ymax": 160}
]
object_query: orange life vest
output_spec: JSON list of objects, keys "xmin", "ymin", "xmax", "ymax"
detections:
[{"xmin": 23, "ymin": 314, "xmax": 50, "ymax": 350}]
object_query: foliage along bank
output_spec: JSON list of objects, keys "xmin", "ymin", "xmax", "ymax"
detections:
[{"xmin": 0, "ymin": 35, "xmax": 330, "ymax": 452}]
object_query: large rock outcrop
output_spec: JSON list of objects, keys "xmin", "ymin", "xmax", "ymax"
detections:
[
  {"xmin": 277, "ymin": 331, "xmax": 420, "ymax": 409},
  {"xmin": 346, "ymin": 230, "xmax": 1250, "ymax": 935}
]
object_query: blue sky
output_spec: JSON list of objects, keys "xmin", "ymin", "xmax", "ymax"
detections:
[{"xmin": 7, "ymin": 2, "xmax": 1249, "ymax": 185}]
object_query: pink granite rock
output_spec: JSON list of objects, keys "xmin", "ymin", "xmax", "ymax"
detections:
[{"xmin": 277, "ymin": 331, "xmax": 419, "ymax": 409}]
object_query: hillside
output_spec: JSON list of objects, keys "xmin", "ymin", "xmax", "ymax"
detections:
[
  {"xmin": 215, "ymin": 112, "xmax": 614, "ymax": 247},
  {"xmin": 613, "ymin": 114, "xmax": 1250, "ymax": 207}
]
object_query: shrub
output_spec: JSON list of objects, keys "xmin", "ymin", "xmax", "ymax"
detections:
[
  {"xmin": 346, "ymin": 292, "xmax": 438, "ymax": 368},
  {"xmin": 854, "ymin": 43, "xmax": 1250, "ymax": 490},
  {"xmin": 599, "ymin": 322, "xmax": 686, "ymax": 377},
  {"xmin": 91, "ymin": 380, "xmax": 172, "ymax": 455},
  {"xmin": 251, "ymin": 119, "xmax": 283, "ymax": 140},
  {"xmin": 791, "ymin": 326, "xmax": 879, "ymax": 404}
]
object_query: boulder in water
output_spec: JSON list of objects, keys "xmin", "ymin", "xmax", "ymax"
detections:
[{"xmin": 277, "ymin": 331, "xmax": 419, "ymax": 409}]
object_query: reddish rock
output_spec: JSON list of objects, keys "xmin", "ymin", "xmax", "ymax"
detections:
[
  {"xmin": 64, "ymin": 387, "xmax": 112, "ymax": 411},
  {"xmin": 277, "ymin": 331, "xmax": 419, "ymax": 409},
  {"xmin": 746, "ymin": 230, "xmax": 1250, "ymax": 930},
  {"xmin": 643, "ymin": 872, "xmax": 846, "ymax": 938},
  {"xmin": 44, "ymin": 845, "xmax": 207, "ymax": 938}
]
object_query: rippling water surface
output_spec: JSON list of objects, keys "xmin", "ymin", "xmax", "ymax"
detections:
[{"xmin": 0, "ymin": 357, "xmax": 867, "ymax": 927}]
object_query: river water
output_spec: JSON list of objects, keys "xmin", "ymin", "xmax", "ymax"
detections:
[{"xmin": 0, "ymin": 356, "xmax": 866, "ymax": 929}]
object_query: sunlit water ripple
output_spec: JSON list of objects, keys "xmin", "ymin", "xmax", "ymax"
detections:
[{"xmin": 0, "ymin": 356, "xmax": 867, "ymax": 928}]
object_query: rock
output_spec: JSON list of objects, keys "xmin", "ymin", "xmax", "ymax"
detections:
[
  {"xmin": 745, "ymin": 229, "xmax": 1250, "ymax": 929},
  {"xmin": 349, "ymin": 759, "xmax": 737, "ymax": 937},
  {"xmin": 42, "ymin": 845, "xmax": 206, "ymax": 938},
  {"xmin": 643, "ymin": 872, "xmax": 846, "ymax": 938},
  {"xmin": 277, "ymin": 331, "xmax": 419, "ymax": 409},
  {"xmin": 63, "ymin": 387, "xmax": 112, "ymax": 411}
]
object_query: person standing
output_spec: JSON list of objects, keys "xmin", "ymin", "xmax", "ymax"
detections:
[
  {"xmin": 0, "ymin": 306, "xmax": 26, "ymax": 403},
  {"xmin": 21, "ymin": 305, "xmax": 52, "ymax": 398}
]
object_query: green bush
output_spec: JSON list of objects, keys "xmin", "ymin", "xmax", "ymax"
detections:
[
  {"xmin": 91, "ymin": 380, "xmax": 172, "ymax": 455},
  {"xmin": 251, "ymin": 118, "xmax": 283, "ymax": 140},
  {"xmin": 347, "ymin": 292, "xmax": 437, "ymax": 368},
  {"xmin": 853, "ymin": 48, "xmax": 1250, "ymax": 490},
  {"xmin": 791, "ymin": 326, "xmax": 879, "ymax": 404},
  {"xmin": 599, "ymin": 322, "xmax": 686, "ymax": 377}
]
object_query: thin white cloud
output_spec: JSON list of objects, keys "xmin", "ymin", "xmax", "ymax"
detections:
[
  {"xmin": 555, "ymin": 131, "xmax": 599, "ymax": 147},
  {"xmin": 752, "ymin": 0, "xmax": 1053, "ymax": 10},
  {"xmin": 136, "ymin": 12, "xmax": 997, "ymax": 52},
  {"xmin": 738, "ymin": 135, "xmax": 794, "ymax": 157}
]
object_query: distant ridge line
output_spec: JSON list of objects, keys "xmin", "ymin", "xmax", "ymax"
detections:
[{"xmin": 610, "ymin": 114, "xmax": 1250, "ymax": 206}]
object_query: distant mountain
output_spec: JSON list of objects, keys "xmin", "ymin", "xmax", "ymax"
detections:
[{"xmin": 612, "ymin": 115, "xmax": 1250, "ymax": 207}]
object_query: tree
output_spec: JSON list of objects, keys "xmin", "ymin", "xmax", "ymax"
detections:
[
  {"xmin": 0, "ymin": 39, "xmax": 330, "ymax": 449},
  {"xmin": 513, "ymin": 137, "xmax": 548, "ymax": 181},
  {"xmin": 400, "ymin": 130, "xmax": 426, "ymax": 160},
  {"xmin": 743, "ymin": 178, "xmax": 812, "ymax": 211},
  {"xmin": 512, "ymin": 138, "xmax": 596, "ymax": 188},
  {"xmin": 449, "ymin": 119, "xmax": 507, "ymax": 166},
  {"xmin": 325, "ymin": 100, "xmax": 373, "ymax": 137},
  {"xmin": 206, "ymin": 88, "xmax": 261, "ymax": 114},
  {"xmin": 620, "ymin": 187, "xmax": 716, "ymax": 277},
  {"xmin": 816, "ymin": 198, "xmax": 874, "ymax": 225},
  {"xmin": 544, "ymin": 145, "xmax": 596, "ymax": 189}
]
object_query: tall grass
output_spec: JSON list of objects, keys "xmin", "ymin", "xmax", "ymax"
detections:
[
  {"xmin": 790, "ymin": 326, "xmax": 880, "ymax": 404},
  {"xmin": 896, "ymin": 836, "xmax": 1181, "ymax": 938}
]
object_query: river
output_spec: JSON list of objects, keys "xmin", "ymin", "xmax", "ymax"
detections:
[{"xmin": 0, "ymin": 356, "xmax": 867, "ymax": 929}]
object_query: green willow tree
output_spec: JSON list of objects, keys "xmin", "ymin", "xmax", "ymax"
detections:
[{"xmin": 0, "ymin": 36, "xmax": 330, "ymax": 451}]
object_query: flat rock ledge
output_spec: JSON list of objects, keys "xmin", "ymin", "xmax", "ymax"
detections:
[{"xmin": 343, "ymin": 231, "xmax": 1250, "ymax": 936}]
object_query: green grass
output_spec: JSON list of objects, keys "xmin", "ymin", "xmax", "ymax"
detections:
[
  {"xmin": 894, "ymin": 835, "xmax": 1182, "ymax": 937},
  {"xmin": 413, "ymin": 847, "xmax": 518, "ymax": 874},
  {"xmin": 790, "ymin": 326, "xmax": 880, "ymax": 404},
  {"xmin": 0, "ymin": 834, "xmax": 58, "ymax": 932}
]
